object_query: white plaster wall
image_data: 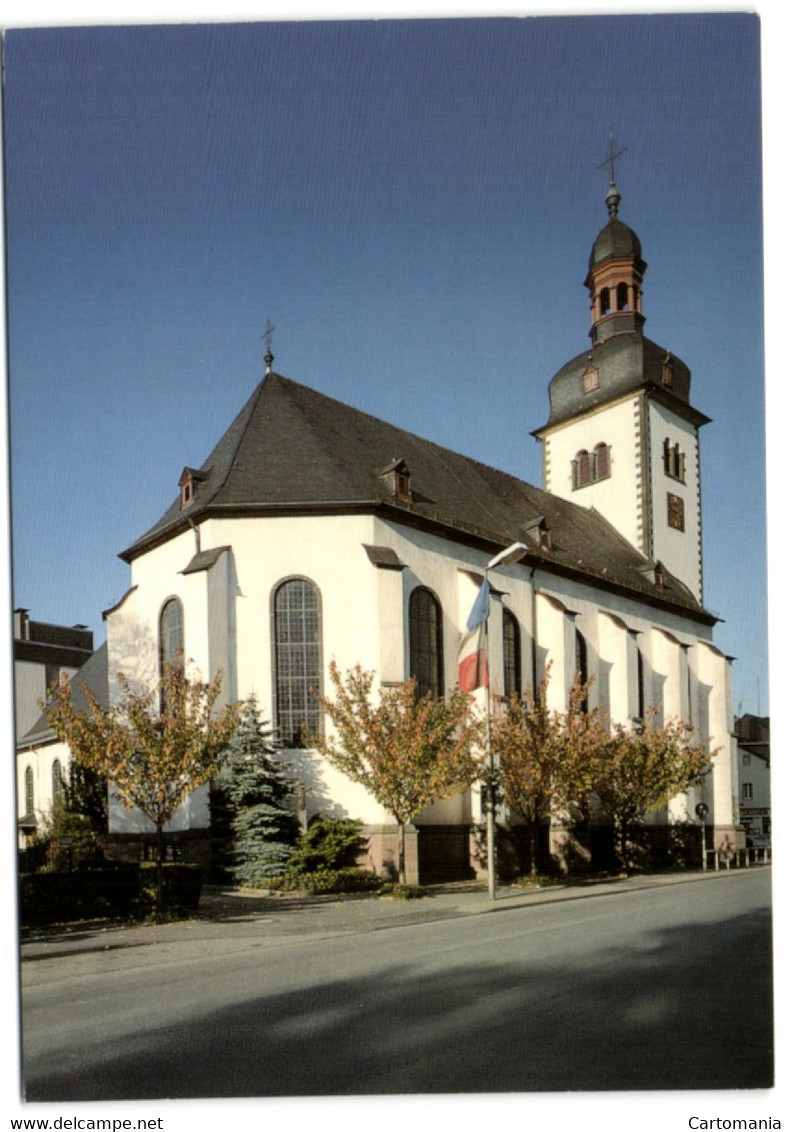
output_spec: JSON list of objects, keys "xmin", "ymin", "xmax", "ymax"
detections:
[
  {"xmin": 647, "ymin": 401, "xmax": 702, "ymax": 601},
  {"xmin": 17, "ymin": 739, "xmax": 71, "ymax": 834},
  {"xmin": 543, "ymin": 395, "xmax": 643, "ymax": 552},
  {"xmin": 104, "ymin": 506, "xmax": 735, "ymax": 839}
]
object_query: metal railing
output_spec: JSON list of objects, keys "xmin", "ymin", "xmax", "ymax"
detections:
[{"xmin": 704, "ymin": 846, "xmax": 771, "ymax": 870}]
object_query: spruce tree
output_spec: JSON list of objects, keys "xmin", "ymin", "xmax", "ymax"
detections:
[{"xmin": 216, "ymin": 696, "xmax": 299, "ymax": 886}]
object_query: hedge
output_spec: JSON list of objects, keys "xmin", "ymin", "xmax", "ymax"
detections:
[{"xmin": 19, "ymin": 863, "xmax": 203, "ymax": 927}]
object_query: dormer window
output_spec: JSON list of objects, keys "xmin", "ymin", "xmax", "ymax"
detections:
[
  {"xmin": 379, "ymin": 458, "xmax": 412, "ymax": 503},
  {"xmin": 583, "ymin": 364, "xmax": 599, "ymax": 393},
  {"xmin": 179, "ymin": 467, "xmax": 207, "ymax": 509},
  {"xmin": 525, "ymin": 516, "xmax": 552, "ymax": 552},
  {"xmin": 661, "ymin": 353, "xmax": 674, "ymax": 387}
]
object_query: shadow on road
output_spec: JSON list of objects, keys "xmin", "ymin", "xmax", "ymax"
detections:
[{"xmin": 25, "ymin": 905, "xmax": 773, "ymax": 1100}]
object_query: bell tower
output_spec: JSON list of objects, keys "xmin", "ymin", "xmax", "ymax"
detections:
[{"xmin": 533, "ymin": 154, "xmax": 710, "ymax": 604}]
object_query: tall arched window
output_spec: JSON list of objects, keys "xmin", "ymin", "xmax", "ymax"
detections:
[
  {"xmin": 52, "ymin": 759, "xmax": 64, "ymax": 807},
  {"xmin": 574, "ymin": 450, "xmax": 592, "ymax": 488},
  {"xmin": 503, "ymin": 609, "xmax": 522, "ymax": 701},
  {"xmin": 273, "ymin": 578, "xmax": 322, "ymax": 747},
  {"xmin": 409, "ymin": 587, "xmax": 443, "ymax": 700},
  {"xmin": 159, "ymin": 597, "xmax": 184, "ymax": 677},
  {"xmin": 599, "ymin": 287, "xmax": 611, "ymax": 316},
  {"xmin": 575, "ymin": 628, "xmax": 589, "ymax": 712},
  {"xmin": 594, "ymin": 442, "xmax": 610, "ymax": 480},
  {"xmin": 636, "ymin": 646, "xmax": 645, "ymax": 721},
  {"xmin": 616, "ymin": 281, "xmax": 629, "ymax": 310},
  {"xmin": 25, "ymin": 766, "xmax": 34, "ymax": 814}
]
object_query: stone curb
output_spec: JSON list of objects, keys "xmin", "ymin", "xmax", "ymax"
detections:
[{"xmin": 20, "ymin": 866, "xmax": 767, "ymax": 963}]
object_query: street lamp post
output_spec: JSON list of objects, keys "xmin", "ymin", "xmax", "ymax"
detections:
[{"xmin": 483, "ymin": 541, "xmax": 528, "ymax": 902}]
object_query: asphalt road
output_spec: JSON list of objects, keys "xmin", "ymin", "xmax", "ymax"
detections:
[{"xmin": 21, "ymin": 870, "xmax": 773, "ymax": 1099}]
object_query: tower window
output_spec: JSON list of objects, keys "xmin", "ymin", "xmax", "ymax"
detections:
[
  {"xmin": 667, "ymin": 493, "xmax": 685, "ymax": 531},
  {"xmin": 573, "ymin": 444, "xmax": 610, "ymax": 489},
  {"xmin": 599, "ymin": 287, "xmax": 611, "ymax": 317},
  {"xmin": 663, "ymin": 438, "xmax": 685, "ymax": 481},
  {"xmin": 616, "ymin": 282, "xmax": 629, "ymax": 310}
]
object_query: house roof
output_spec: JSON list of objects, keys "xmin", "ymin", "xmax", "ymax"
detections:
[
  {"xmin": 17, "ymin": 642, "xmax": 109, "ymax": 749},
  {"xmin": 120, "ymin": 372, "xmax": 715, "ymax": 624}
]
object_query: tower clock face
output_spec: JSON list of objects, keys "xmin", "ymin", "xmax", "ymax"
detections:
[{"xmin": 667, "ymin": 493, "xmax": 685, "ymax": 531}]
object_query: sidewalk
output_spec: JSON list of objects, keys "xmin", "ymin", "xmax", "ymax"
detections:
[{"xmin": 20, "ymin": 865, "xmax": 767, "ymax": 963}]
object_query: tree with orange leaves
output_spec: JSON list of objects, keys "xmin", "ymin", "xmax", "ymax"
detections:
[
  {"xmin": 314, "ymin": 661, "xmax": 484, "ymax": 884},
  {"xmin": 44, "ymin": 657, "xmax": 241, "ymax": 911}
]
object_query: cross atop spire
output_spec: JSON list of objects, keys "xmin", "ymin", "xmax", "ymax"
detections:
[{"xmin": 597, "ymin": 131, "xmax": 628, "ymax": 185}]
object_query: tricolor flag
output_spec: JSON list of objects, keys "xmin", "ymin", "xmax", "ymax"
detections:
[{"xmin": 458, "ymin": 579, "xmax": 490, "ymax": 692}]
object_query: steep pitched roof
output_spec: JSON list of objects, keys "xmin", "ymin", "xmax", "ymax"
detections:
[
  {"xmin": 18, "ymin": 642, "xmax": 109, "ymax": 749},
  {"xmin": 121, "ymin": 372, "xmax": 714, "ymax": 623}
]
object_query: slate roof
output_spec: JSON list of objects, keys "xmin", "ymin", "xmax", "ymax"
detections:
[
  {"xmin": 121, "ymin": 372, "xmax": 714, "ymax": 624},
  {"xmin": 18, "ymin": 642, "xmax": 109, "ymax": 749},
  {"xmin": 536, "ymin": 332, "xmax": 711, "ymax": 433},
  {"xmin": 588, "ymin": 216, "xmax": 645, "ymax": 272}
]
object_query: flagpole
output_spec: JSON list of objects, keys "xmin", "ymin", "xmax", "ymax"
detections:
[
  {"xmin": 481, "ymin": 541, "xmax": 528, "ymax": 903},
  {"xmin": 484, "ymin": 577, "xmax": 496, "ymax": 902}
]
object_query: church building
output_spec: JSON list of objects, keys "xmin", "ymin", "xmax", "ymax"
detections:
[{"xmin": 89, "ymin": 181, "xmax": 741, "ymax": 881}]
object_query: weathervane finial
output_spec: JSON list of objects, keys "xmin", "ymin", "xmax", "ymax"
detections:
[{"xmin": 262, "ymin": 319, "xmax": 277, "ymax": 375}]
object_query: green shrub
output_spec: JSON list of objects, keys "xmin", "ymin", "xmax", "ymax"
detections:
[
  {"xmin": 272, "ymin": 867, "xmax": 381, "ymax": 894},
  {"xmin": 379, "ymin": 882, "xmax": 427, "ymax": 900},
  {"xmin": 286, "ymin": 816, "xmax": 364, "ymax": 875}
]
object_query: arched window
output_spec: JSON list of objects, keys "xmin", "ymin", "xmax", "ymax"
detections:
[
  {"xmin": 574, "ymin": 450, "xmax": 592, "ymax": 488},
  {"xmin": 573, "ymin": 445, "xmax": 610, "ymax": 489},
  {"xmin": 594, "ymin": 442, "xmax": 610, "ymax": 480},
  {"xmin": 503, "ymin": 609, "xmax": 522, "ymax": 701},
  {"xmin": 636, "ymin": 646, "xmax": 645, "ymax": 721},
  {"xmin": 616, "ymin": 282, "xmax": 629, "ymax": 310},
  {"xmin": 575, "ymin": 628, "xmax": 589, "ymax": 712},
  {"xmin": 409, "ymin": 587, "xmax": 443, "ymax": 700},
  {"xmin": 599, "ymin": 287, "xmax": 611, "ymax": 317},
  {"xmin": 25, "ymin": 766, "xmax": 34, "ymax": 814},
  {"xmin": 273, "ymin": 578, "xmax": 322, "ymax": 747},
  {"xmin": 52, "ymin": 759, "xmax": 64, "ymax": 807},
  {"xmin": 159, "ymin": 597, "xmax": 184, "ymax": 677}
]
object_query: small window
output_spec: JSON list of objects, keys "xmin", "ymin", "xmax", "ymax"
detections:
[
  {"xmin": 663, "ymin": 438, "xmax": 685, "ymax": 482},
  {"xmin": 742, "ymin": 753, "xmax": 752, "ymax": 767},
  {"xmin": 662, "ymin": 355, "xmax": 674, "ymax": 387},
  {"xmin": 667, "ymin": 493, "xmax": 685, "ymax": 531},
  {"xmin": 742, "ymin": 782, "xmax": 754, "ymax": 802},
  {"xmin": 25, "ymin": 766, "xmax": 34, "ymax": 814},
  {"xmin": 583, "ymin": 365, "xmax": 599, "ymax": 393}
]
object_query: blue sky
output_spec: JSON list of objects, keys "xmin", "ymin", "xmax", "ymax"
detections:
[{"xmin": 4, "ymin": 12, "xmax": 767, "ymax": 714}]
